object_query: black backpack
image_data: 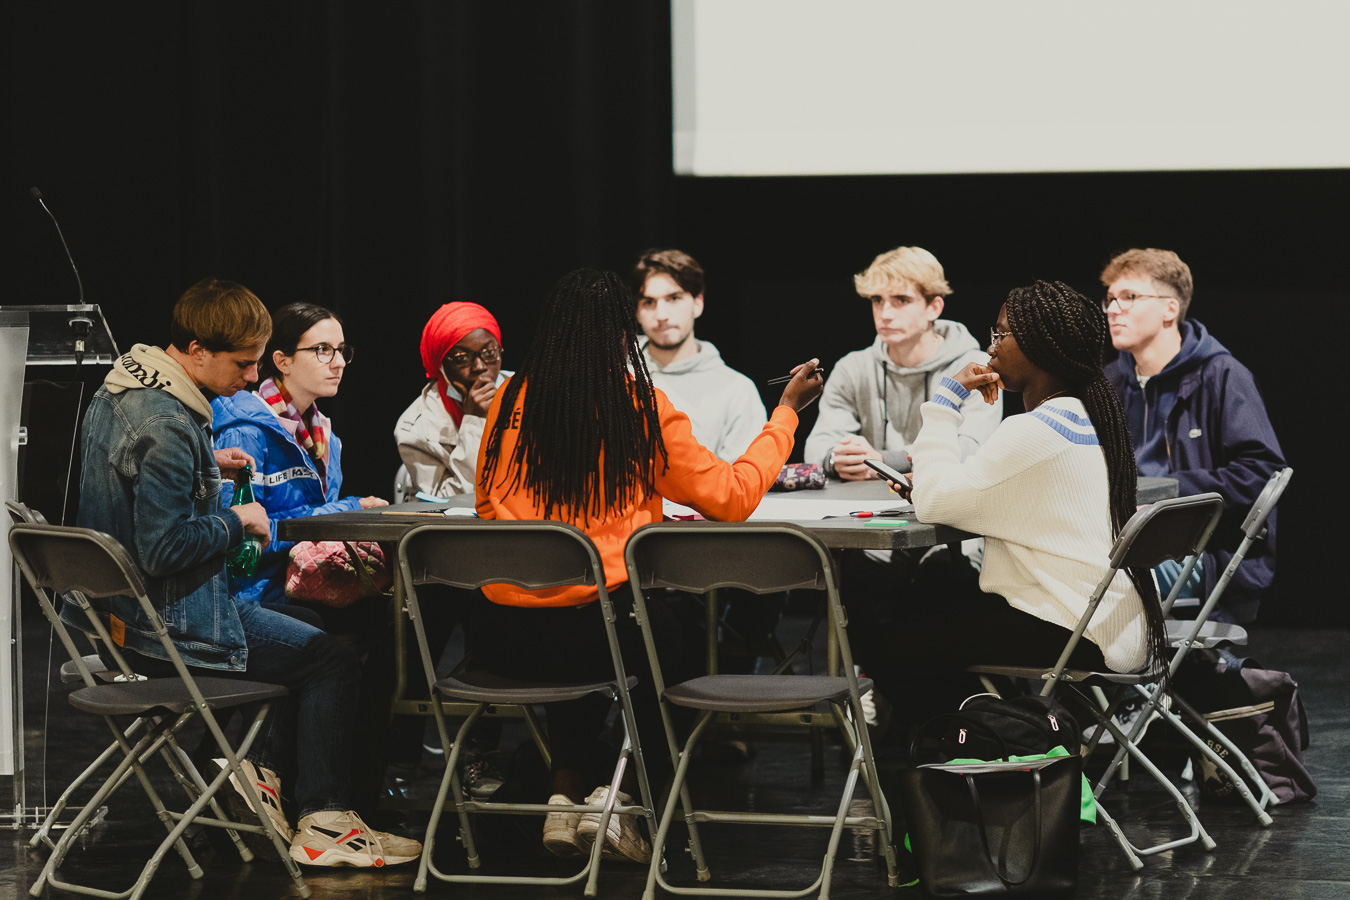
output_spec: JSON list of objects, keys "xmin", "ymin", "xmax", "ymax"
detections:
[{"xmin": 914, "ymin": 693, "xmax": 1081, "ymax": 763}]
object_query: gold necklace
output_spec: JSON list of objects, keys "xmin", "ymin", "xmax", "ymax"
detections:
[{"xmin": 1037, "ymin": 389, "xmax": 1071, "ymax": 407}]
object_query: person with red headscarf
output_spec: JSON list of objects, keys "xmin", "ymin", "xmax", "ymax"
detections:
[{"xmin": 395, "ymin": 302, "xmax": 511, "ymax": 498}]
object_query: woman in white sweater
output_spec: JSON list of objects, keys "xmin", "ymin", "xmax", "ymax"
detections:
[{"xmin": 868, "ymin": 280, "xmax": 1165, "ymax": 727}]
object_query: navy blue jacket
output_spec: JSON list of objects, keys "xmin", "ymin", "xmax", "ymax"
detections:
[
  {"xmin": 1105, "ymin": 320, "xmax": 1285, "ymax": 623},
  {"xmin": 212, "ymin": 391, "xmax": 362, "ymax": 605}
]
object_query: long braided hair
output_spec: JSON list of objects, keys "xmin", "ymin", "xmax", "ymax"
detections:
[
  {"xmin": 480, "ymin": 268, "xmax": 669, "ymax": 522},
  {"xmin": 1005, "ymin": 280, "xmax": 1167, "ymax": 674}
]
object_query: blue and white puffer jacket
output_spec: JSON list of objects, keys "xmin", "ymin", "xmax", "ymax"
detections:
[{"xmin": 211, "ymin": 391, "xmax": 363, "ymax": 605}]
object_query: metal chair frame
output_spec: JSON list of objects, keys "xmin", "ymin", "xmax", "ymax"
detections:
[
  {"xmin": 1098, "ymin": 467, "xmax": 1293, "ymax": 821},
  {"xmin": 7, "ymin": 518, "xmax": 308, "ymax": 900},
  {"xmin": 396, "ymin": 520, "xmax": 657, "ymax": 898},
  {"xmin": 625, "ymin": 521, "xmax": 900, "ymax": 900},
  {"xmin": 968, "ymin": 492, "xmax": 1226, "ymax": 871}
]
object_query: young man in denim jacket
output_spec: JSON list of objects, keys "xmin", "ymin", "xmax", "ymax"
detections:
[{"xmin": 72, "ymin": 277, "xmax": 420, "ymax": 868}]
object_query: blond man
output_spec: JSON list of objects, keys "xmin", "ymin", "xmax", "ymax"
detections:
[{"xmin": 805, "ymin": 246, "xmax": 1000, "ymax": 478}]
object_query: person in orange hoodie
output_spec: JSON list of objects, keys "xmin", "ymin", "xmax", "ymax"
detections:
[{"xmin": 473, "ymin": 268, "xmax": 823, "ymax": 862}]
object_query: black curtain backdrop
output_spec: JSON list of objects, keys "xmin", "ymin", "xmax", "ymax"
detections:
[{"xmin": 5, "ymin": 2, "xmax": 1346, "ymax": 624}]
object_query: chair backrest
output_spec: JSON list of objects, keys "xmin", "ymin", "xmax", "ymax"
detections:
[
  {"xmin": 7, "ymin": 499, "xmax": 50, "ymax": 527},
  {"xmin": 626, "ymin": 521, "xmax": 832, "ymax": 596},
  {"xmin": 399, "ymin": 519, "xmax": 603, "ymax": 592},
  {"xmin": 396, "ymin": 520, "xmax": 627, "ymax": 708},
  {"xmin": 623, "ymin": 521, "xmax": 874, "ymax": 758},
  {"xmin": 393, "ymin": 464, "xmax": 413, "ymax": 504},
  {"xmin": 6, "ymin": 516, "xmax": 147, "ymax": 684},
  {"xmin": 8, "ymin": 522, "xmax": 149, "ymax": 600},
  {"xmin": 1240, "ymin": 467, "xmax": 1292, "ymax": 540},
  {"xmin": 1110, "ymin": 493, "xmax": 1225, "ymax": 572}
]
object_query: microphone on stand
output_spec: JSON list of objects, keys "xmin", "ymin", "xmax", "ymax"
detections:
[{"xmin": 29, "ymin": 186, "xmax": 90, "ymax": 364}]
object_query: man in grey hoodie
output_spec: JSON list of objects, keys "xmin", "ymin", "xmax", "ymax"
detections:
[
  {"xmin": 806, "ymin": 246, "xmax": 1001, "ymax": 478},
  {"xmin": 631, "ymin": 248, "xmax": 768, "ymax": 461},
  {"xmin": 809, "ymin": 247, "xmax": 1001, "ymax": 731}
]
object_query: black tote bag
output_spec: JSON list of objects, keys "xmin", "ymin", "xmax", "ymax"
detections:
[{"xmin": 898, "ymin": 754, "xmax": 1081, "ymax": 897}]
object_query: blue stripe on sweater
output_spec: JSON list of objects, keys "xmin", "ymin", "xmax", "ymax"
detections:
[
  {"xmin": 931, "ymin": 376, "xmax": 969, "ymax": 411},
  {"xmin": 1029, "ymin": 408, "xmax": 1100, "ymax": 445}
]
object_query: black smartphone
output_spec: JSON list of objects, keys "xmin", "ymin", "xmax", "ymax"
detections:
[{"xmin": 864, "ymin": 458, "xmax": 910, "ymax": 486}]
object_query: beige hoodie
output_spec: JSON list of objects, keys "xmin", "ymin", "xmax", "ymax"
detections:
[{"xmin": 103, "ymin": 344, "xmax": 214, "ymax": 422}]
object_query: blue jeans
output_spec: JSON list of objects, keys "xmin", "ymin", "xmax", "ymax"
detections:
[
  {"xmin": 1155, "ymin": 558, "xmax": 1204, "ymax": 603},
  {"xmin": 121, "ymin": 602, "xmax": 361, "ymax": 818}
]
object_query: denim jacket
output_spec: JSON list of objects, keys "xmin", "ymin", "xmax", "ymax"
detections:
[{"xmin": 68, "ymin": 384, "xmax": 250, "ymax": 670}]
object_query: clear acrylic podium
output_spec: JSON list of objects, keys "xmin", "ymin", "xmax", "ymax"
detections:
[{"xmin": 1, "ymin": 305, "xmax": 118, "ymax": 828}]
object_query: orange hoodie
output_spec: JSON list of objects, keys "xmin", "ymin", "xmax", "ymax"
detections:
[{"xmin": 475, "ymin": 381, "xmax": 798, "ymax": 607}]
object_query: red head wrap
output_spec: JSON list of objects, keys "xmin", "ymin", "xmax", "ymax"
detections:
[{"xmin": 419, "ymin": 302, "xmax": 502, "ymax": 426}]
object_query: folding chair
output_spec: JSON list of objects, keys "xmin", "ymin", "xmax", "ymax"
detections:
[
  {"xmin": 967, "ymin": 492, "xmax": 1226, "ymax": 872},
  {"xmin": 1097, "ymin": 468, "xmax": 1294, "ymax": 821},
  {"xmin": 7, "ymin": 520, "xmax": 309, "ymax": 900},
  {"xmin": 396, "ymin": 520, "xmax": 657, "ymax": 898},
  {"xmin": 624, "ymin": 521, "xmax": 900, "ymax": 900}
]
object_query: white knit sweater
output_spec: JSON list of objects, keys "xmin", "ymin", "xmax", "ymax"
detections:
[{"xmin": 910, "ymin": 377, "xmax": 1148, "ymax": 673}]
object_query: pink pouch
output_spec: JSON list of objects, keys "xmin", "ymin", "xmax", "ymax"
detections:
[
  {"xmin": 285, "ymin": 540, "xmax": 392, "ymax": 608},
  {"xmin": 770, "ymin": 462, "xmax": 826, "ymax": 492}
]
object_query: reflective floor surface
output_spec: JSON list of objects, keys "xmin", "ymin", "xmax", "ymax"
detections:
[{"xmin": 2, "ymin": 619, "xmax": 1345, "ymax": 899}]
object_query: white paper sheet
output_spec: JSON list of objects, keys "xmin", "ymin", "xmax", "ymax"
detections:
[{"xmin": 748, "ymin": 497, "xmax": 911, "ymax": 521}]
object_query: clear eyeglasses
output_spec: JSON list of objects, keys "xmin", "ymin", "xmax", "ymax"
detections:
[
  {"xmin": 295, "ymin": 343, "xmax": 354, "ymax": 364},
  {"xmin": 1102, "ymin": 291, "xmax": 1174, "ymax": 312}
]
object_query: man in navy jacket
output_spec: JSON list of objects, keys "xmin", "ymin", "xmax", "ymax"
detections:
[{"xmin": 1101, "ymin": 249, "xmax": 1285, "ymax": 624}]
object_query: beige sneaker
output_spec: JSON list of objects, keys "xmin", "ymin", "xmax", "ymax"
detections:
[
  {"xmin": 542, "ymin": 793, "xmax": 587, "ymax": 858},
  {"xmin": 289, "ymin": 809, "xmax": 421, "ymax": 867},
  {"xmin": 575, "ymin": 787, "xmax": 651, "ymax": 863},
  {"xmin": 213, "ymin": 758, "xmax": 292, "ymax": 847}
]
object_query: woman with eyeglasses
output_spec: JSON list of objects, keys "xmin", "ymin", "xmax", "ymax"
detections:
[
  {"xmin": 395, "ymin": 302, "xmax": 510, "ymax": 500},
  {"xmin": 863, "ymin": 280, "xmax": 1167, "ymax": 732},
  {"xmin": 212, "ymin": 302, "xmax": 387, "ymax": 609}
]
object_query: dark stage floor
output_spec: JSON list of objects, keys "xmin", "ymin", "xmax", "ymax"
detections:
[{"xmin": 2, "ymin": 615, "xmax": 1346, "ymax": 900}]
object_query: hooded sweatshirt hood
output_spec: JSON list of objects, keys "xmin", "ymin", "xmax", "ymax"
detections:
[
  {"xmin": 104, "ymin": 344, "xmax": 214, "ymax": 422},
  {"xmin": 640, "ymin": 338, "xmax": 768, "ymax": 461},
  {"xmin": 1109, "ymin": 319, "xmax": 1230, "ymax": 476}
]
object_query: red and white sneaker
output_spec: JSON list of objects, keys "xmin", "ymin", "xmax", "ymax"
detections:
[
  {"xmin": 289, "ymin": 810, "xmax": 422, "ymax": 868},
  {"xmin": 213, "ymin": 758, "xmax": 292, "ymax": 845}
]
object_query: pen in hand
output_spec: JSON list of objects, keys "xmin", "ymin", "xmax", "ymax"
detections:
[{"xmin": 767, "ymin": 367, "xmax": 827, "ymax": 385}]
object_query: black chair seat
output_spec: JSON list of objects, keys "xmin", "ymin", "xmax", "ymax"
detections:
[
  {"xmin": 1167, "ymin": 619, "xmax": 1248, "ymax": 649},
  {"xmin": 966, "ymin": 663, "xmax": 1151, "ymax": 687},
  {"xmin": 663, "ymin": 674, "xmax": 867, "ymax": 712},
  {"xmin": 435, "ymin": 669, "xmax": 638, "ymax": 705},
  {"xmin": 59, "ymin": 655, "xmax": 121, "ymax": 685},
  {"xmin": 68, "ymin": 676, "xmax": 288, "ymax": 716}
]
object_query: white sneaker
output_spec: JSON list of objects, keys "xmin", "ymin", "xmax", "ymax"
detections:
[
  {"xmin": 542, "ymin": 793, "xmax": 587, "ymax": 858},
  {"xmin": 289, "ymin": 809, "xmax": 421, "ymax": 867},
  {"xmin": 854, "ymin": 667, "xmax": 878, "ymax": 727},
  {"xmin": 213, "ymin": 758, "xmax": 292, "ymax": 844},
  {"xmin": 576, "ymin": 787, "xmax": 651, "ymax": 864}
]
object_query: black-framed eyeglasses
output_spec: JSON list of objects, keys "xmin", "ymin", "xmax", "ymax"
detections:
[
  {"xmin": 443, "ymin": 344, "xmax": 502, "ymax": 368},
  {"xmin": 990, "ymin": 329, "xmax": 1013, "ymax": 347},
  {"xmin": 1102, "ymin": 291, "xmax": 1174, "ymax": 312},
  {"xmin": 294, "ymin": 343, "xmax": 354, "ymax": 364}
]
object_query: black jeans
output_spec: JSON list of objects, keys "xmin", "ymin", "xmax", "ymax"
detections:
[
  {"xmin": 841, "ymin": 547, "xmax": 1108, "ymax": 731},
  {"xmin": 467, "ymin": 585, "xmax": 689, "ymax": 784}
]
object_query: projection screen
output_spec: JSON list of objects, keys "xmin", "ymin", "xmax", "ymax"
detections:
[{"xmin": 672, "ymin": 0, "xmax": 1350, "ymax": 176}]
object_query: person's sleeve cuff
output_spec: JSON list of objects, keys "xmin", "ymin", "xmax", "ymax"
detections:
[{"xmin": 932, "ymin": 377, "xmax": 970, "ymax": 411}]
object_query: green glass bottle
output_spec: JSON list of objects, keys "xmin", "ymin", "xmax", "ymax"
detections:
[{"xmin": 226, "ymin": 463, "xmax": 262, "ymax": 577}]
